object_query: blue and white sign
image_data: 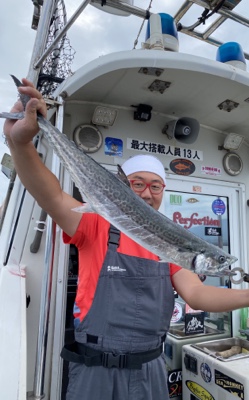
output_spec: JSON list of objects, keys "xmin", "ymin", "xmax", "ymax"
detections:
[
  {"xmin": 105, "ymin": 137, "xmax": 123, "ymax": 157},
  {"xmin": 212, "ymin": 199, "xmax": 226, "ymax": 215}
]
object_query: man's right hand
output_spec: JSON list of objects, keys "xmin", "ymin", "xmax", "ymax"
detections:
[
  {"xmin": 3, "ymin": 77, "xmax": 83, "ymax": 238},
  {"xmin": 3, "ymin": 78, "xmax": 47, "ymax": 147}
]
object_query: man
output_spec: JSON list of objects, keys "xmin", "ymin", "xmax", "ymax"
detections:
[{"xmin": 4, "ymin": 79, "xmax": 249, "ymax": 400}]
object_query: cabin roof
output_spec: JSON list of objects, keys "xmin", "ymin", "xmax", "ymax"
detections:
[{"xmin": 57, "ymin": 49, "xmax": 249, "ymax": 137}]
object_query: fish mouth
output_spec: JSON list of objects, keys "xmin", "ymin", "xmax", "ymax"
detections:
[
  {"xmin": 211, "ymin": 268, "xmax": 237, "ymax": 277},
  {"xmin": 193, "ymin": 253, "xmax": 237, "ymax": 277}
]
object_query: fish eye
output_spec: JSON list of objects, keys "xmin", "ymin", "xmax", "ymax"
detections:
[{"xmin": 218, "ymin": 255, "xmax": 226, "ymax": 264}]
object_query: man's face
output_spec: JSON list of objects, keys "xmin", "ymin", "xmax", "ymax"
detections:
[{"xmin": 127, "ymin": 171, "xmax": 165, "ymax": 211}]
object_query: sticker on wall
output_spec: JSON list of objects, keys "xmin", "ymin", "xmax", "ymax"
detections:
[
  {"xmin": 186, "ymin": 381, "xmax": 215, "ymax": 400},
  {"xmin": 171, "ymin": 302, "xmax": 183, "ymax": 323},
  {"xmin": 127, "ymin": 138, "xmax": 203, "ymax": 160},
  {"xmin": 173, "ymin": 211, "xmax": 221, "ymax": 230},
  {"xmin": 170, "ymin": 159, "xmax": 195, "ymax": 176},
  {"xmin": 205, "ymin": 227, "xmax": 222, "ymax": 236},
  {"xmin": 185, "ymin": 312, "xmax": 204, "ymax": 335},
  {"xmin": 170, "ymin": 194, "xmax": 182, "ymax": 206},
  {"xmin": 201, "ymin": 165, "xmax": 221, "ymax": 176},
  {"xmin": 212, "ymin": 198, "xmax": 226, "ymax": 215},
  {"xmin": 168, "ymin": 369, "xmax": 182, "ymax": 398},
  {"xmin": 200, "ymin": 363, "xmax": 212, "ymax": 383},
  {"xmin": 215, "ymin": 370, "xmax": 244, "ymax": 399},
  {"xmin": 186, "ymin": 197, "xmax": 199, "ymax": 204},
  {"xmin": 105, "ymin": 137, "xmax": 123, "ymax": 157},
  {"xmin": 193, "ymin": 185, "xmax": 202, "ymax": 193}
]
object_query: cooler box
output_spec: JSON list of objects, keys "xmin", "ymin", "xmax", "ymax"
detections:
[
  {"xmin": 182, "ymin": 337, "xmax": 249, "ymax": 399},
  {"xmin": 165, "ymin": 323, "xmax": 230, "ymax": 400}
]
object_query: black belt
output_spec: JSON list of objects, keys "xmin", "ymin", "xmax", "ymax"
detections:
[
  {"xmin": 85, "ymin": 333, "xmax": 166, "ymax": 345},
  {"xmin": 61, "ymin": 340, "xmax": 164, "ymax": 369}
]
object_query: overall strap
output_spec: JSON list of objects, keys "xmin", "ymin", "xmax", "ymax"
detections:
[{"xmin": 108, "ymin": 224, "xmax": 120, "ymax": 248}]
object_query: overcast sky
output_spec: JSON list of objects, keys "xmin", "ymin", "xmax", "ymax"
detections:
[{"xmin": 0, "ymin": 0, "xmax": 248, "ymax": 204}]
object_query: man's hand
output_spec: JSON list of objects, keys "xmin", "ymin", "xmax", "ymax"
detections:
[{"xmin": 3, "ymin": 78, "xmax": 47, "ymax": 146}]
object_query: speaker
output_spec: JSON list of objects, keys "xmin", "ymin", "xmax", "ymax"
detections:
[
  {"xmin": 223, "ymin": 152, "xmax": 243, "ymax": 176},
  {"xmin": 162, "ymin": 117, "xmax": 200, "ymax": 144},
  {"xmin": 73, "ymin": 124, "xmax": 103, "ymax": 153}
]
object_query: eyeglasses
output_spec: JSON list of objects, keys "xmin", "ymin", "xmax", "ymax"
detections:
[{"xmin": 129, "ymin": 180, "xmax": 166, "ymax": 194}]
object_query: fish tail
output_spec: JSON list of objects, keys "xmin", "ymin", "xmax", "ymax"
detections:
[
  {"xmin": 10, "ymin": 75, "xmax": 23, "ymax": 89},
  {"xmin": 10, "ymin": 75, "xmax": 30, "ymax": 110}
]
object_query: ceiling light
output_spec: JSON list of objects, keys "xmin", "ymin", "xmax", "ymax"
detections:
[
  {"xmin": 92, "ymin": 106, "xmax": 118, "ymax": 126},
  {"xmin": 223, "ymin": 133, "xmax": 244, "ymax": 150}
]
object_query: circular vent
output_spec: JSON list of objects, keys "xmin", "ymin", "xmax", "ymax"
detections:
[
  {"xmin": 223, "ymin": 152, "xmax": 243, "ymax": 176},
  {"xmin": 73, "ymin": 124, "xmax": 103, "ymax": 153}
]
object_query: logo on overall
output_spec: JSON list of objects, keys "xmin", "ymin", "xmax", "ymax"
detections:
[{"xmin": 107, "ymin": 266, "xmax": 126, "ymax": 272}]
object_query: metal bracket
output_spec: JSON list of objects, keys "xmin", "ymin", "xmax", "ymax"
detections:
[{"xmin": 230, "ymin": 267, "xmax": 249, "ymax": 284}]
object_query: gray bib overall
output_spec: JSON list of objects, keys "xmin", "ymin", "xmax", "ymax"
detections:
[{"xmin": 66, "ymin": 226, "xmax": 175, "ymax": 400}]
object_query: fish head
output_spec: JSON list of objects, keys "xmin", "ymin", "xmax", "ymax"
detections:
[{"xmin": 193, "ymin": 253, "xmax": 237, "ymax": 277}]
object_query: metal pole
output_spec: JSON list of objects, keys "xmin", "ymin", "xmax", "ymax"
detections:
[
  {"xmin": 28, "ymin": 3, "xmax": 61, "ymax": 395},
  {"xmin": 27, "ymin": 0, "xmax": 57, "ymax": 85},
  {"xmin": 34, "ymin": 0, "xmax": 92, "ymax": 69},
  {"xmin": 34, "ymin": 0, "xmax": 151, "ymax": 69},
  {"xmin": 32, "ymin": 217, "xmax": 56, "ymax": 399}
]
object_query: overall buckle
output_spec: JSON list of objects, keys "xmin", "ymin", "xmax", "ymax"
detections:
[{"xmin": 102, "ymin": 352, "xmax": 127, "ymax": 368}]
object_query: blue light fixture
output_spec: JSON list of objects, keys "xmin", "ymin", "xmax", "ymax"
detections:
[
  {"xmin": 216, "ymin": 42, "xmax": 246, "ymax": 71},
  {"xmin": 160, "ymin": 13, "xmax": 178, "ymax": 39},
  {"xmin": 145, "ymin": 13, "xmax": 179, "ymax": 52}
]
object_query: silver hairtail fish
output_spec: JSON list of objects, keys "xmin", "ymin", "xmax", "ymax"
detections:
[{"xmin": 0, "ymin": 75, "xmax": 238, "ymax": 277}]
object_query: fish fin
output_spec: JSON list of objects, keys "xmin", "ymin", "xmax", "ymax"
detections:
[
  {"xmin": 71, "ymin": 203, "xmax": 94, "ymax": 213},
  {"xmin": 117, "ymin": 164, "xmax": 130, "ymax": 187}
]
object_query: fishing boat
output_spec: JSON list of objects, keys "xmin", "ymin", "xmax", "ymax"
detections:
[{"xmin": 1, "ymin": 0, "xmax": 249, "ymax": 399}]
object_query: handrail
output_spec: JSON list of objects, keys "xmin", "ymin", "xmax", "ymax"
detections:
[
  {"xmin": 32, "ymin": 104, "xmax": 65, "ymax": 399},
  {"xmin": 32, "ymin": 147, "xmax": 62, "ymax": 397},
  {"xmin": 30, "ymin": 4, "xmax": 63, "ymax": 395},
  {"xmin": 174, "ymin": 0, "xmax": 249, "ymax": 60},
  {"xmin": 32, "ymin": 217, "xmax": 56, "ymax": 398},
  {"xmin": 30, "ymin": 209, "xmax": 48, "ymax": 254}
]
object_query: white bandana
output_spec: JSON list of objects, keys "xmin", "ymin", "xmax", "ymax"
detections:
[{"xmin": 122, "ymin": 155, "xmax": 166, "ymax": 184}]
